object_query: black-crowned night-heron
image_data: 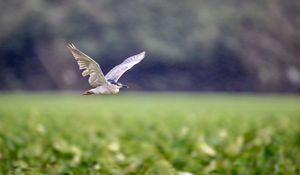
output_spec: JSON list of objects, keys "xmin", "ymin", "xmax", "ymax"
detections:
[{"xmin": 67, "ymin": 43, "xmax": 145, "ymax": 95}]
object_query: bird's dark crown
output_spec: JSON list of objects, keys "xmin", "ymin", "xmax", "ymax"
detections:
[
  {"xmin": 108, "ymin": 79, "xmax": 129, "ymax": 88},
  {"xmin": 108, "ymin": 79, "xmax": 119, "ymax": 85}
]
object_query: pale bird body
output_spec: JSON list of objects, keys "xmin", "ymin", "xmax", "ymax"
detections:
[
  {"xmin": 67, "ymin": 43, "xmax": 145, "ymax": 95},
  {"xmin": 91, "ymin": 83, "xmax": 120, "ymax": 95}
]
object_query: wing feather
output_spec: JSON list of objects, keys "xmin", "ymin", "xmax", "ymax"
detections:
[
  {"xmin": 105, "ymin": 51, "xmax": 145, "ymax": 81},
  {"xmin": 67, "ymin": 43, "xmax": 107, "ymax": 87}
]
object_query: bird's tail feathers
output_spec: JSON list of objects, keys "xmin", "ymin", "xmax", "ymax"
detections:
[{"xmin": 82, "ymin": 90, "xmax": 94, "ymax": 96}]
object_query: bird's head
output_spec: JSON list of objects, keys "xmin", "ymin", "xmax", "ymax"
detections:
[
  {"xmin": 116, "ymin": 82, "xmax": 129, "ymax": 89},
  {"xmin": 108, "ymin": 80, "xmax": 129, "ymax": 89},
  {"xmin": 120, "ymin": 84, "xmax": 129, "ymax": 88}
]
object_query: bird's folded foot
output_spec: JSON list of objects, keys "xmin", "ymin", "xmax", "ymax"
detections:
[{"xmin": 82, "ymin": 91, "xmax": 94, "ymax": 95}]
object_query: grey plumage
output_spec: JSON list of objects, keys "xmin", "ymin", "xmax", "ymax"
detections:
[{"xmin": 105, "ymin": 51, "xmax": 145, "ymax": 81}]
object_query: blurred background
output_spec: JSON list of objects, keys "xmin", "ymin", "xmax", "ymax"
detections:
[{"xmin": 0, "ymin": 0, "xmax": 299, "ymax": 93}]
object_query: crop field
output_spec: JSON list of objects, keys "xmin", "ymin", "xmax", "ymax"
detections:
[{"xmin": 0, "ymin": 93, "xmax": 299, "ymax": 175}]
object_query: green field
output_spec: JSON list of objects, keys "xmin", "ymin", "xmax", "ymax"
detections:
[{"xmin": 0, "ymin": 93, "xmax": 299, "ymax": 175}]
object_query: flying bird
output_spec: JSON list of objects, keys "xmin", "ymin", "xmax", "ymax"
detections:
[{"xmin": 67, "ymin": 43, "xmax": 145, "ymax": 95}]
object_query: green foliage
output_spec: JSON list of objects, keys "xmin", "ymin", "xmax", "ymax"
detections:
[{"xmin": 0, "ymin": 93, "xmax": 299, "ymax": 174}]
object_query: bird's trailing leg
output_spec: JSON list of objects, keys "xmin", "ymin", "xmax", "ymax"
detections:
[{"xmin": 82, "ymin": 90, "xmax": 94, "ymax": 95}]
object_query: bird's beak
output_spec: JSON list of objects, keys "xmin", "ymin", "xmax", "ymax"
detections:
[{"xmin": 122, "ymin": 84, "xmax": 129, "ymax": 88}]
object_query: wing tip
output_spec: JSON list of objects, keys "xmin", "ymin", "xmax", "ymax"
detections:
[
  {"xmin": 67, "ymin": 43, "xmax": 79, "ymax": 60},
  {"xmin": 140, "ymin": 51, "xmax": 146, "ymax": 57},
  {"xmin": 67, "ymin": 43, "xmax": 76, "ymax": 49}
]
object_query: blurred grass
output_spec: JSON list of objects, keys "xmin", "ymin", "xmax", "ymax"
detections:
[{"xmin": 0, "ymin": 93, "xmax": 299, "ymax": 175}]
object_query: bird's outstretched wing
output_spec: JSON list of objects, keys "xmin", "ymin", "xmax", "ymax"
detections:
[
  {"xmin": 105, "ymin": 51, "xmax": 145, "ymax": 81},
  {"xmin": 67, "ymin": 43, "xmax": 107, "ymax": 87}
]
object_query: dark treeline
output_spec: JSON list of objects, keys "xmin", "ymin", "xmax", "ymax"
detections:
[{"xmin": 0, "ymin": 0, "xmax": 299, "ymax": 92}]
